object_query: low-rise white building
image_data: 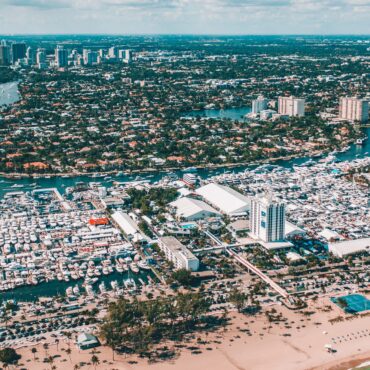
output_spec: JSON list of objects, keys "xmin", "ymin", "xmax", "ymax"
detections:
[
  {"xmin": 170, "ymin": 197, "xmax": 221, "ymax": 221},
  {"xmin": 158, "ymin": 236, "xmax": 199, "ymax": 271},
  {"xmin": 328, "ymin": 238, "xmax": 370, "ymax": 258},
  {"xmin": 196, "ymin": 183, "xmax": 250, "ymax": 216},
  {"xmin": 111, "ymin": 211, "xmax": 147, "ymax": 243}
]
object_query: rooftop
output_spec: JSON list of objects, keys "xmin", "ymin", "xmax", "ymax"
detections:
[{"xmin": 196, "ymin": 183, "xmax": 250, "ymax": 216}]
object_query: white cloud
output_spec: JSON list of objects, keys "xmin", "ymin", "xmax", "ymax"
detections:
[{"xmin": 0, "ymin": 0, "xmax": 369, "ymax": 34}]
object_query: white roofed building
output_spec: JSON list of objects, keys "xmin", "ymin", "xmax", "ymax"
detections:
[
  {"xmin": 111, "ymin": 211, "xmax": 147, "ymax": 243},
  {"xmin": 170, "ymin": 197, "xmax": 221, "ymax": 221},
  {"xmin": 196, "ymin": 183, "xmax": 250, "ymax": 216},
  {"xmin": 328, "ymin": 238, "xmax": 370, "ymax": 258}
]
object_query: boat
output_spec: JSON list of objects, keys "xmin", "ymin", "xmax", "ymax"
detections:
[
  {"xmin": 184, "ymin": 167, "xmax": 197, "ymax": 173},
  {"xmin": 85, "ymin": 285, "xmax": 94, "ymax": 296},
  {"xmin": 84, "ymin": 277, "xmax": 99, "ymax": 285},
  {"xmin": 138, "ymin": 261, "xmax": 151, "ymax": 270},
  {"xmin": 116, "ymin": 264, "xmax": 124, "ymax": 273},
  {"xmin": 73, "ymin": 285, "xmax": 80, "ymax": 295},
  {"xmin": 66, "ymin": 287, "xmax": 73, "ymax": 297},
  {"xmin": 99, "ymin": 282, "xmax": 106, "ymax": 293},
  {"xmin": 129, "ymin": 262, "xmax": 140, "ymax": 274},
  {"xmin": 356, "ymin": 138, "xmax": 364, "ymax": 145},
  {"xmin": 124, "ymin": 278, "xmax": 136, "ymax": 288}
]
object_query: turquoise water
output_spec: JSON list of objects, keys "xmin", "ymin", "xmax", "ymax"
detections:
[
  {"xmin": 181, "ymin": 223, "xmax": 198, "ymax": 229},
  {"xmin": 331, "ymin": 294, "xmax": 370, "ymax": 313}
]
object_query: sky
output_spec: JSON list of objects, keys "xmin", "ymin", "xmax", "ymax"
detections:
[{"xmin": 0, "ymin": 0, "xmax": 369, "ymax": 35}]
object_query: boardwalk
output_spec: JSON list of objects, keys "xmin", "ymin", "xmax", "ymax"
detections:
[
  {"xmin": 226, "ymin": 248, "xmax": 289, "ymax": 299},
  {"xmin": 202, "ymin": 229, "xmax": 289, "ymax": 299}
]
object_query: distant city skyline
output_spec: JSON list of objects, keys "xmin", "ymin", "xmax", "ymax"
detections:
[{"xmin": 0, "ymin": 0, "xmax": 369, "ymax": 35}]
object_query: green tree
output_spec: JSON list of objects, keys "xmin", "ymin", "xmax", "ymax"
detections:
[
  {"xmin": 91, "ymin": 354, "xmax": 100, "ymax": 369},
  {"xmin": 172, "ymin": 268, "xmax": 193, "ymax": 287},
  {"xmin": 0, "ymin": 348, "xmax": 21, "ymax": 367},
  {"xmin": 229, "ymin": 288, "xmax": 248, "ymax": 312}
]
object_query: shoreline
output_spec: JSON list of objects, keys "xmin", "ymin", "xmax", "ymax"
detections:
[
  {"xmin": 0, "ymin": 149, "xmax": 333, "ymax": 180},
  {"xmin": 309, "ymin": 351, "xmax": 370, "ymax": 370}
]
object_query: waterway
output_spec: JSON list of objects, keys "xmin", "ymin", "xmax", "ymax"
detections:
[
  {"xmin": 184, "ymin": 106, "xmax": 251, "ymax": 120},
  {"xmin": 0, "ymin": 126, "xmax": 368, "ymax": 198},
  {"xmin": 0, "ymin": 81, "xmax": 20, "ymax": 106},
  {"xmin": 1, "ymin": 270, "xmax": 155, "ymax": 302}
]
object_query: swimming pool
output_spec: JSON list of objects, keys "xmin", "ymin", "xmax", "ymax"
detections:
[
  {"xmin": 181, "ymin": 222, "xmax": 198, "ymax": 230},
  {"xmin": 331, "ymin": 294, "xmax": 370, "ymax": 314}
]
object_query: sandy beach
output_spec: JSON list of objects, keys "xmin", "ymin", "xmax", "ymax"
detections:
[{"xmin": 13, "ymin": 297, "xmax": 370, "ymax": 370}]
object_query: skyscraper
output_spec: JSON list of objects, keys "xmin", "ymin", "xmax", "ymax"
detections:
[
  {"xmin": 36, "ymin": 48, "xmax": 47, "ymax": 69},
  {"xmin": 124, "ymin": 49, "xmax": 132, "ymax": 62},
  {"xmin": 252, "ymin": 96, "xmax": 268, "ymax": 114},
  {"xmin": 278, "ymin": 96, "xmax": 305, "ymax": 117},
  {"xmin": 339, "ymin": 97, "xmax": 369, "ymax": 123},
  {"xmin": 83, "ymin": 49, "xmax": 98, "ymax": 65},
  {"xmin": 11, "ymin": 42, "xmax": 26, "ymax": 64},
  {"xmin": 55, "ymin": 46, "xmax": 68, "ymax": 68},
  {"xmin": 108, "ymin": 46, "xmax": 118, "ymax": 59},
  {"xmin": 0, "ymin": 45, "xmax": 11, "ymax": 65},
  {"xmin": 26, "ymin": 46, "xmax": 36, "ymax": 66},
  {"xmin": 250, "ymin": 196, "xmax": 285, "ymax": 243}
]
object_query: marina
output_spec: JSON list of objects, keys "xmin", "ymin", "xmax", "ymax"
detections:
[
  {"xmin": 0, "ymin": 270, "xmax": 154, "ymax": 302},
  {"xmin": 0, "ymin": 186, "xmax": 158, "ymax": 302}
]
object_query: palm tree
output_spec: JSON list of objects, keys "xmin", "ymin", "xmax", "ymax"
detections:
[
  {"xmin": 65, "ymin": 348, "xmax": 72, "ymax": 362},
  {"xmin": 91, "ymin": 354, "xmax": 100, "ymax": 369},
  {"xmin": 46, "ymin": 355, "xmax": 54, "ymax": 369},
  {"xmin": 31, "ymin": 347, "xmax": 37, "ymax": 360},
  {"xmin": 55, "ymin": 338, "xmax": 60, "ymax": 351},
  {"xmin": 43, "ymin": 343, "xmax": 49, "ymax": 357},
  {"xmin": 64, "ymin": 331, "xmax": 73, "ymax": 348}
]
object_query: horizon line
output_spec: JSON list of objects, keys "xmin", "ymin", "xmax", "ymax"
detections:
[{"xmin": 1, "ymin": 33, "xmax": 370, "ymax": 37}]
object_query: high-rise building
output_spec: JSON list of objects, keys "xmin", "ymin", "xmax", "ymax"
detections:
[
  {"xmin": 98, "ymin": 49, "xmax": 105, "ymax": 58},
  {"xmin": 55, "ymin": 46, "xmax": 68, "ymax": 68},
  {"xmin": 108, "ymin": 46, "xmax": 118, "ymax": 59},
  {"xmin": 339, "ymin": 97, "xmax": 369, "ymax": 123},
  {"xmin": 36, "ymin": 48, "xmax": 47, "ymax": 69},
  {"xmin": 124, "ymin": 49, "xmax": 132, "ymax": 62},
  {"xmin": 0, "ymin": 45, "xmax": 11, "ymax": 65},
  {"xmin": 26, "ymin": 46, "xmax": 36, "ymax": 66},
  {"xmin": 11, "ymin": 42, "xmax": 26, "ymax": 64},
  {"xmin": 252, "ymin": 95, "xmax": 268, "ymax": 114},
  {"xmin": 250, "ymin": 196, "xmax": 285, "ymax": 243},
  {"xmin": 278, "ymin": 96, "xmax": 305, "ymax": 117},
  {"xmin": 83, "ymin": 49, "xmax": 98, "ymax": 65}
]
